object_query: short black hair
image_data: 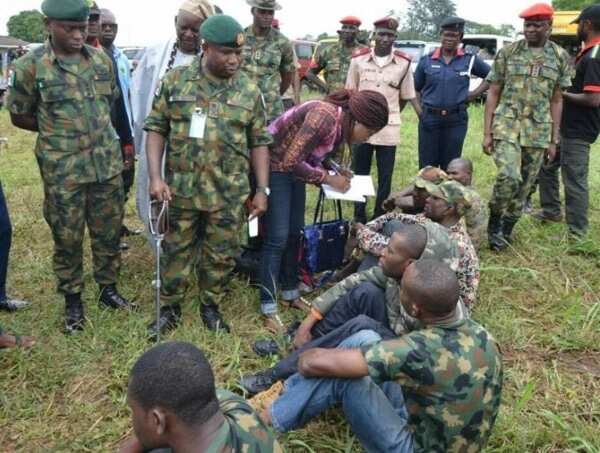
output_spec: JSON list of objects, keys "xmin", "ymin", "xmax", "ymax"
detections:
[
  {"xmin": 388, "ymin": 223, "xmax": 427, "ymax": 259},
  {"xmin": 128, "ymin": 342, "xmax": 219, "ymax": 426},
  {"xmin": 405, "ymin": 259, "xmax": 459, "ymax": 315}
]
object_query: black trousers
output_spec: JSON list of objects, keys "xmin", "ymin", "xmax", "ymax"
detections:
[
  {"xmin": 352, "ymin": 143, "xmax": 397, "ymax": 223},
  {"xmin": 418, "ymin": 107, "xmax": 468, "ymax": 170}
]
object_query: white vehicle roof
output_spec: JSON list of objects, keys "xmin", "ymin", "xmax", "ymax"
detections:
[{"xmin": 463, "ymin": 34, "xmax": 514, "ymax": 40}]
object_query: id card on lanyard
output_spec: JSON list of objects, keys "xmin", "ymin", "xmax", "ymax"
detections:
[{"xmin": 189, "ymin": 107, "xmax": 207, "ymax": 139}]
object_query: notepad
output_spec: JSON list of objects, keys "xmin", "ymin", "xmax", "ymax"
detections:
[{"xmin": 322, "ymin": 175, "xmax": 376, "ymax": 203}]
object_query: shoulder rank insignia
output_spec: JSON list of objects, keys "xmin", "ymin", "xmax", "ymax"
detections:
[
  {"xmin": 394, "ymin": 50, "xmax": 412, "ymax": 62},
  {"xmin": 352, "ymin": 47, "xmax": 371, "ymax": 58}
]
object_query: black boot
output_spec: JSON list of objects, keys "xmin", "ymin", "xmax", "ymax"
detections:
[
  {"xmin": 65, "ymin": 294, "xmax": 85, "ymax": 334},
  {"xmin": 147, "ymin": 304, "xmax": 182, "ymax": 341},
  {"xmin": 240, "ymin": 368, "xmax": 277, "ymax": 396},
  {"xmin": 99, "ymin": 284, "xmax": 137, "ymax": 310},
  {"xmin": 488, "ymin": 213, "xmax": 507, "ymax": 251},
  {"xmin": 501, "ymin": 217, "xmax": 519, "ymax": 243},
  {"xmin": 200, "ymin": 303, "xmax": 230, "ymax": 333}
]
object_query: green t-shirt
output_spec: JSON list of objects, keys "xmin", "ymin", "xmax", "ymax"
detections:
[{"xmin": 363, "ymin": 319, "xmax": 503, "ymax": 452}]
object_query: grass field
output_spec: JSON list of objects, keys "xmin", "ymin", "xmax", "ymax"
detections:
[{"xmin": 1, "ymin": 104, "xmax": 599, "ymax": 452}]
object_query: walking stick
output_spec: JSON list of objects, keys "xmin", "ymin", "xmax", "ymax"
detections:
[{"xmin": 148, "ymin": 199, "xmax": 169, "ymax": 342}]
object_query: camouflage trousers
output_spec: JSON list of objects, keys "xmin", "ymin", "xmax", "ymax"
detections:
[
  {"xmin": 43, "ymin": 175, "xmax": 124, "ymax": 295},
  {"xmin": 160, "ymin": 198, "xmax": 244, "ymax": 307},
  {"xmin": 489, "ymin": 140, "xmax": 545, "ymax": 220}
]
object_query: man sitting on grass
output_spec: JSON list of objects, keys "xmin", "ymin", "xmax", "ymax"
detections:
[
  {"xmin": 382, "ymin": 165, "xmax": 448, "ymax": 214},
  {"xmin": 119, "ymin": 341, "xmax": 282, "ymax": 453},
  {"xmin": 253, "ymin": 259, "xmax": 503, "ymax": 453},
  {"xmin": 241, "ymin": 222, "xmax": 464, "ymax": 395},
  {"xmin": 446, "ymin": 157, "xmax": 488, "ymax": 250}
]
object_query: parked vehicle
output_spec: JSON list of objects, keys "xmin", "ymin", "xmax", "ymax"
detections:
[
  {"xmin": 393, "ymin": 40, "xmax": 440, "ymax": 72},
  {"xmin": 121, "ymin": 46, "xmax": 145, "ymax": 71},
  {"xmin": 293, "ymin": 39, "xmax": 317, "ymax": 80},
  {"xmin": 550, "ymin": 10, "xmax": 581, "ymax": 61},
  {"xmin": 461, "ymin": 34, "xmax": 514, "ymax": 92}
]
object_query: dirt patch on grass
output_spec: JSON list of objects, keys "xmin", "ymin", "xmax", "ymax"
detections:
[{"xmin": 504, "ymin": 348, "xmax": 600, "ymax": 377}]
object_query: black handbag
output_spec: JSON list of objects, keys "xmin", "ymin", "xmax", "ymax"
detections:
[{"xmin": 301, "ymin": 189, "xmax": 349, "ymax": 274}]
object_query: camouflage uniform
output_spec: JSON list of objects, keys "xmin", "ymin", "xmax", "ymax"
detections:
[
  {"xmin": 241, "ymin": 26, "xmax": 296, "ymax": 122},
  {"xmin": 312, "ymin": 222, "xmax": 468, "ymax": 335},
  {"xmin": 363, "ymin": 318, "xmax": 503, "ymax": 451},
  {"xmin": 143, "ymin": 58, "xmax": 272, "ymax": 307},
  {"xmin": 6, "ymin": 41, "xmax": 124, "ymax": 295},
  {"xmin": 311, "ymin": 40, "xmax": 366, "ymax": 93},
  {"xmin": 215, "ymin": 390, "xmax": 283, "ymax": 452},
  {"xmin": 487, "ymin": 39, "xmax": 572, "ymax": 221},
  {"xmin": 463, "ymin": 186, "xmax": 488, "ymax": 251}
]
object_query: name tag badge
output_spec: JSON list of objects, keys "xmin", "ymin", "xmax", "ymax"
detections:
[
  {"xmin": 530, "ymin": 64, "xmax": 541, "ymax": 77},
  {"xmin": 459, "ymin": 71, "xmax": 470, "ymax": 76},
  {"xmin": 189, "ymin": 108, "xmax": 207, "ymax": 140}
]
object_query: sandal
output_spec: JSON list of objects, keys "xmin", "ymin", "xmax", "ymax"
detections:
[
  {"xmin": 263, "ymin": 314, "xmax": 285, "ymax": 335},
  {"xmin": 279, "ymin": 297, "xmax": 312, "ymax": 313}
]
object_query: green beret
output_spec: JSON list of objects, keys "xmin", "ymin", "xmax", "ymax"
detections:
[
  {"xmin": 41, "ymin": 0, "xmax": 90, "ymax": 21},
  {"xmin": 200, "ymin": 14, "xmax": 245, "ymax": 48}
]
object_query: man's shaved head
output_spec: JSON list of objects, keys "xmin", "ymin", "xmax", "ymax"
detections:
[
  {"xmin": 100, "ymin": 8, "xmax": 118, "ymax": 48},
  {"xmin": 379, "ymin": 224, "xmax": 427, "ymax": 280},
  {"xmin": 401, "ymin": 259, "xmax": 460, "ymax": 317},
  {"xmin": 447, "ymin": 158, "xmax": 473, "ymax": 186}
]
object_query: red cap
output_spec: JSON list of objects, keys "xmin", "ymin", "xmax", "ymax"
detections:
[
  {"xmin": 340, "ymin": 15, "xmax": 361, "ymax": 27},
  {"xmin": 373, "ymin": 17, "xmax": 399, "ymax": 31},
  {"xmin": 519, "ymin": 3, "xmax": 554, "ymax": 21}
]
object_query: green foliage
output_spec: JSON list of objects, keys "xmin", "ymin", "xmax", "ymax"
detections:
[
  {"xmin": 465, "ymin": 22, "xmax": 516, "ymax": 37},
  {"xmin": 404, "ymin": 0, "xmax": 457, "ymax": 40},
  {"xmin": 552, "ymin": 0, "xmax": 591, "ymax": 11},
  {"xmin": 6, "ymin": 10, "xmax": 45, "ymax": 43}
]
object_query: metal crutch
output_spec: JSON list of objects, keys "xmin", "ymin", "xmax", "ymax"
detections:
[{"xmin": 148, "ymin": 199, "xmax": 169, "ymax": 342}]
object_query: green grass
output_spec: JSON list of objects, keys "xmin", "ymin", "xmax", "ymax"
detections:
[{"xmin": 1, "ymin": 105, "xmax": 599, "ymax": 452}]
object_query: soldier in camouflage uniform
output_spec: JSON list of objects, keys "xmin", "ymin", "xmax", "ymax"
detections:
[
  {"xmin": 261, "ymin": 259, "xmax": 502, "ymax": 452},
  {"xmin": 6, "ymin": 0, "xmax": 133, "ymax": 333},
  {"xmin": 122, "ymin": 341, "xmax": 282, "ymax": 453},
  {"xmin": 483, "ymin": 3, "xmax": 572, "ymax": 251},
  {"xmin": 241, "ymin": 0, "xmax": 296, "ymax": 123},
  {"xmin": 144, "ymin": 14, "xmax": 272, "ymax": 337},
  {"xmin": 444, "ymin": 158, "xmax": 488, "ymax": 251},
  {"xmin": 305, "ymin": 16, "xmax": 367, "ymax": 94}
]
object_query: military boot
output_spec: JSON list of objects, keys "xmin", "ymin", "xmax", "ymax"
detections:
[
  {"xmin": 64, "ymin": 295, "xmax": 85, "ymax": 334},
  {"xmin": 501, "ymin": 217, "xmax": 519, "ymax": 244},
  {"xmin": 487, "ymin": 213, "xmax": 507, "ymax": 252}
]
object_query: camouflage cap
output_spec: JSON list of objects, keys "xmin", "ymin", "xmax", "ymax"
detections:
[
  {"xmin": 179, "ymin": 0, "xmax": 215, "ymax": 20},
  {"xmin": 413, "ymin": 166, "xmax": 449, "ymax": 188},
  {"xmin": 42, "ymin": 0, "xmax": 90, "ymax": 21},
  {"xmin": 419, "ymin": 222, "xmax": 460, "ymax": 272},
  {"xmin": 200, "ymin": 14, "xmax": 245, "ymax": 48},
  {"xmin": 88, "ymin": 1, "xmax": 100, "ymax": 15},
  {"xmin": 422, "ymin": 180, "xmax": 473, "ymax": 216},
  {"xmin": 247, "ymin": 0, "xmax": 282, "ymax": 11}
]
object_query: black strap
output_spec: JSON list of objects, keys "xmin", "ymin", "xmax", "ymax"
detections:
[{"xmin": 313, "ymin": 188, "xmax": 343, "ymax": 225}]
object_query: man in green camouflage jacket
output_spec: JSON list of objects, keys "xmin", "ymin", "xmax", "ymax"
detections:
[
  {"xmin": 7, "ymin": 0, "xmax": 134, "ymax": 334},
  {"xmin": 483, "ymin": 3, "xmax": 572, "ymax": 251},
  {"xmin": 120, "ymin": 341, "xmax": 283, "ymax": 453},
  {"xmin": 305, "ymin": 16, "xmax": 367, "ymax": 94},
  {"xmin": 260, "ymin": 259, "xmax": 503, "ymax": 453},
  {"xmin": 241, "ymin": 0, "xmax": 296, "ymax": 123},
  {"xmin": 144, "ymin": 14, "xmax": 271, "ymax": 337}
]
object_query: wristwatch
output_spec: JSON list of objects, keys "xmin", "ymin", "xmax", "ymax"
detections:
[{"xmin": 256, "ymin": 186, "xmax": 271, "ymax": 196}]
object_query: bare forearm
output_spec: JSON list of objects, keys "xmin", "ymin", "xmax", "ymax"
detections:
[
  {"xmin": 563, "ymin": 91, "xmax": 600, "ymax": 108},
  {"xmin": 469, "ymin": 80, "xmax": 490, "ymax": 100},
  {"xmin": 483, "ymin": 89, "xmax": 500, "ymax": 135},
  {"xmin": 298, "ymin": 348, "xmax": 369, "ymax": 378},
  {"xmin": 146, "ymin": 131, "xmax": 166, "ymax": 181},
  {"xmin": 550, "ymin": 90, "xmax": 563, "ymax": 143},
  {"xmin": 280, "ymin": 71, "xmax": 294, "ymax": 95},
  {"xmin": 9, "ymin": 113, "xmax": 38, "ymax": 132},
  {"xmin": 251, "ymin": 146, "xmax": 270, "ymax": 188},
  {"xmin": 410, "ymin": 97, "xmax": 422, "ymax": 117}
]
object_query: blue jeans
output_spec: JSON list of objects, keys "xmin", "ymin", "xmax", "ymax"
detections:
[
  {"xmin": 271, "ymin": 331, "xmax": 414, "ymax": 453},
  {"xmin": 259, "ymin": 172, "xmax": 306, "ymax": 315},
  {"xmin": 418, "ymin": 107, "xmax": 468, "ymax": 170},
  {"xmin": 0, "ymin": 182, "xmax": 12, "ymax": 302}
]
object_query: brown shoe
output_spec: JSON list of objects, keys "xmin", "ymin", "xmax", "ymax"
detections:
[
  {"xmin": 263, "ymin": 314, "xmax": 285, "ymax": 335},
  {"xmin": 531, "ymin": 210, "xmax": 562, "ymax": 223},
  {"xmin": 248, "ymin": 380, "xmax": 284, "ymax": 422}
]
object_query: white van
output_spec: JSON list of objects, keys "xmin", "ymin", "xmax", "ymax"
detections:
[
  {"xmin": 393, "ymin": 40, "xmax": 440, "ymax": 72},
  {"xmin": 461, "ymin": 34, "xmax": 514, "ymax": 92}
]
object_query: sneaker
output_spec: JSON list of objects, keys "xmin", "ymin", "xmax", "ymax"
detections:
[
  {"xmin": 241, "ymin": 369, "xmax": 278, "ymax": 396},
  {"xmin": 0, "ymin": 297, "xmax": 31, "ymax": 312}
]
